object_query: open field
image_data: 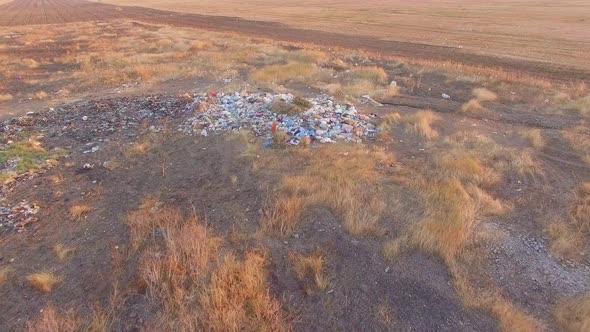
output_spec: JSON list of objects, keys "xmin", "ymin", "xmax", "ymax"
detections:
[
  {"xmin": 1, "ymin": 0, "xmax": 589, "ymax": 84},
  {"xmin": 0, "ymin": 2, "xmax": 590, "ymax": 332},
  {"xmin": 95, "ymin": 0, "xmax": 590, "ymax": 71}
]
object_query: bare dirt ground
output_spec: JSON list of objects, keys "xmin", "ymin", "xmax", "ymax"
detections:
[
  {"xmin": 1, "ymin": 0, "xmax": 589, "ymax": 83},
  {"xmin": 1, "ymin": 2, "xmax": 590, "ymax": 332}
]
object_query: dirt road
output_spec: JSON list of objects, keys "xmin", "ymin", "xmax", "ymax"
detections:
[{"xmin": 1, "ymin": 0, "xmax": 589, "ymax": 83}]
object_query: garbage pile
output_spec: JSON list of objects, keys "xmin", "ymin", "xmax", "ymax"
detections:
[
  {"xmin": 180, "ymin": 93, "xmax": 378, "ymax": 145},
  {"xmin": 0, "ymin": 201, "xmax": 40, "ymax": 234}
]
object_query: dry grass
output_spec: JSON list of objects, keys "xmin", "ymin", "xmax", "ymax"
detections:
[
  {"xmin": 564, "ymin": 125, "xmax": 590, "ymax": 165},
  {"xmin": 200, "ymin": 251, "xmax": 286, "ymax": 331},
  {"xmin": 564, "ymin": 95, "xmax": 590, "ymax": 116},
  {"xmin": 261, "ymin": 144, "xmax": 393, "ymax": 236},
  {"xmin": 554, "ymin": 292, "xmax": 590, "ymax": 332},
  {"xmin": 375, "ymin": 302, "xmax": 395, "ymax": 328},
  {"xmin": 401, "ymin": 111, "xmax": 441, "ymax": 140},
  {"xmin": 251, "ymin": 62, "xmax": 318, "ymax": 85},
  {"xmin": 473, "ymin": 88, "xmax": 498, "ymax": 102},
  {"xmin": 451, "ymin": 263, "xmax": 543, "ymax": 332},
  {"xmin": 49, "ymin": 172, "xmax": 64, "ymax": 185},
  {"xmin": 27, "ymin": 297, "xmax": 121, "ymax": 332},
  {"xmin": 290, "ymin": 251, "xmax": 329, "ymax": 294},
  {"xmin": 27, "ymin": 272, "xmax": 61, "ymax": 293},
  {"xmin": 70, "ymin": 204, "xmax": 92, "ymax": 221},
  {"xmin": 520, "ymin": 129, "xmax": 545, "ymax": 149},
  {"xmin": 261, "ymin": 194, "xmax": 304, "ymax": 235},
  {"xmin": 125, "ymin": 196, "xmax": 166, "ymax": 250},
  {"xmin": 126, "ymin": 142, "xmax": 152, "ymax": 156},
  {"xmin": 26, "ymin": 306, "xmax": 81, "ymax": 332},
  {"xmin": 348, "ymin": 66, "xmax": 388, "ymax": 84},
  {"xmin": 461, "ymin": 99, "xmax": 485, "ymax": 113},
  {"xmin": 443, "ymin": 131, "xmax": 542, "ymax": 179},
  {"xmin": 0, "ymin": 267, "xmax": 11, "ymax": 287},
  {"xmin": 53, "ymin": 244, "xmax": 76, "ymax": 261},
  {"xmin": 287, "ymin": 49, "xmax": 327, "ymax": 64},
  {"xmin": 134, "ymin": 200, "xmax": 287, "ymax": 330},
  {"xmin": 0, "ymin": 93, "xmax": 13, "ymax": 102},
  {"xmin": 384, "ymin": 180, "xmax": 478, "ymax": 261},
  {"xmin": 546, "ymin": 221, "xmax": 586, "ymax": 260},
  {"xmin": 32, "ymin": 91, "xmax": 48, "ymax": 100}
]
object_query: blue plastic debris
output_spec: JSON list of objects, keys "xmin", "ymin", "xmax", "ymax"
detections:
[{"xmin": 180, "ymin": 93, "xmax": 378, "ymax": 144}]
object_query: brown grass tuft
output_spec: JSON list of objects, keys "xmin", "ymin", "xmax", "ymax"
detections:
[
  {"xmin": 554, "ymin": 292, "xmax": 590, "ymax": 332},
  {"xmin": 32, "ymin": 91, "xmax": 48, "ymax": 100},
  {"xmin": 54, "ymin": 244, "xmax": 76, "ymax": 261},
  {"xmin": 402, "ymin": 111, "xmax": 441, "ymax": 139},
  {"xmin": 461, "ymin": 99, "xmax": 484, "ymax": 113},
  {"xmin": 200, "ymin": 251, "xmax": 287, "ymax": 331},
  {"xmin": 272, "ymin": 131, "xmax": 291, "ymax": 149},
  {"xmin": 520, "ymin": 129, "xmax": 545, "ymax": 149},
  {"xmin": 27, "ymin": 272, "xmax": 61, "ymax": 293},
  {"xmin": 546, "ymin": 221, "xmax": 585, "ymax": 260},
  {"xmin": 472, "ymin": 88, "xmax": 498, "ymax": 102},
  {"xmin": 0, "ymin": 93, "xmax": 13, "ymax": 102},
  {"xmin": 70, "ymin": 204, "xmax": 91, "ymax": 221},
  {"xmin": 251, "ymin": 62, "xmax": 318, "ymax": 85},
  {"xmin": 262, "ymin": 144, "xmax": 393, "ymax": 236},
  {"xmin": 126, "ymin": 142, "xmax": 151, "ymax": 156},
  {"xmin": 349, "ymin": 66, "xmax": 388, "ymax": 84},
  {"xmin": 26, "ymin": 306, "xmax": 81, "ymax": 332},
  {"xmin": 261, "ymin": 194, "xmax": 305, "ymax": 235},
  {"xmin": 375, "ymin": 302, "xmax": 396, "ymax": 328},
  {"xmin": 290, "ymin": 251, "xmax": 329, "ymax": 294},
  {"xmin": 49, "ymin": 172, "xmax": 64, "ymax": 185},
  {"xmin": 0, "ymin": 267, "xmax": 11, "ymax": 287},
  {"xmin": 135, "ymin": 201, "xmax": 287, "ymax": 330},
  {"xmin": 563, "ymin": 125, "xmax": 590, "ymax": 165}
]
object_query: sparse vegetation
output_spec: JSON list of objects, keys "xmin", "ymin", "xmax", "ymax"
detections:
[
  {"xmin": 27, "ymin": 272, "xmax": 61, "ymax": 293},
  {"xmin": 1, "ymin": 6, "xmax": 589, "ymax": 331},
  {"xmin": 473, "ymin": 88, "xmax": 498, "ymax": 102},
  {"xmin": 54, "ymin": 244, "xmax": 76, "ymax": 261},
  {"xmin": 401, "ymin": 111, "xmax": 441, "ymax": 139},
  {"xmin": 131, "ymin": 200, "xmax": 287, "ymax": 330},
  {"xmin": 0, "ymin": 138, "xmax": 50, "ymax": 180},
  {"xmin": 0, "ymin": 267, "xmax": 10, "ymax": 287},
  {"xmin": 251, "ymin": 62, "xmax": 318, "ymax": 85},
  {"xmin": 26, "ymin": 306, "xmax": 81, "ymax": 332},
  {"xmin": 70, "ymin": 204, "xmax": 92, "ymax": 221},
  {"xmin": 520, "ymin": 129, "xmax": 545, "ymax": 149},
  {"xmin": 555, "ymin": 292, "xmax": 590, "ymax": 332},
  {"xmin": 375, "ymin": 302, "xmax": 395, "ymax": 328},
  {"xmin": 461, "ymin": 99, "xmax": 484, "ymax": 113},
  {"xmin": 0, "ymin": 93, "xmax": 13, "ymax": 102},
  {"xmin": 348, "ymin": 66, "xmax": 388, "ymax": 84},
  {"xmin": 290, "ymin": 251, "xmax": 329, "ymax": 294},
  {"xmin": 564, "ymin": 125, "xmax": 590, "ymax": 165},
  {"xmin": 261, "ymin": 144, "xmax": 393, "ymax": 236}
]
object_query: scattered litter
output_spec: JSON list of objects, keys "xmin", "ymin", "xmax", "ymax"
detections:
[
  {"xmin": 82, "ymin": 116, "xmax": 88, "ymax": 121},
  {"xmin": 442, "ymin": 93, "xmax": 451, "ymax": 100},
  {"xmin": 180, "ymin": 93, "xmax": 377, "ymax": 146},
  {"xmin": 0, "ymin": 201, "xmax": 40, "ymax": 232}
]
